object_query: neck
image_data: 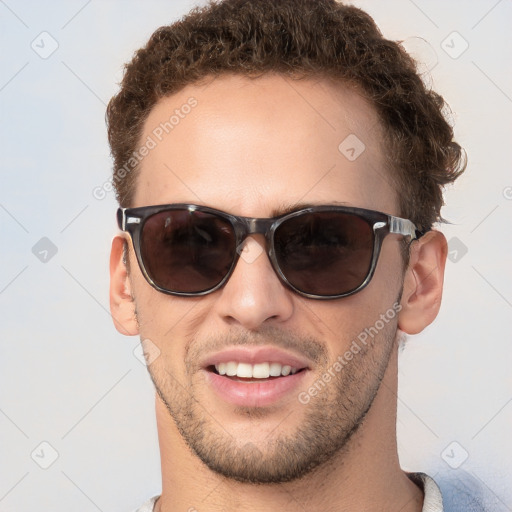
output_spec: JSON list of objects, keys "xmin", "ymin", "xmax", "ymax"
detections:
[{"xmin": 154, "ymin": 345, "xmax": 423, "ymax": 512}]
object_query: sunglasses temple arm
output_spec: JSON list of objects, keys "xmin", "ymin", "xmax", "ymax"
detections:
[
  {"xmin": 117, "ymin": 208, "xmax": 126, "ymax": 231},
  {"xmin": 388, "ymin": 216, "xmax": 419, "ymax": 240},
  {"xmin": 117, "ymin": 208, "xmax": 142, "ymax": 232}
]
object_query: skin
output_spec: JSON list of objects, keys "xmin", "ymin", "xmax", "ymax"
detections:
[{"xmin": 109, "ymin": 74, "xmax": 448, "ymax": 511}]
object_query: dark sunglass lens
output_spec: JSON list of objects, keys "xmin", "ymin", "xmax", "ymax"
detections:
[
  {"xmin": 274, "ymin": 212, "xmax": 374, "ymax": 296},
  {"xmin": 141, "ymin": 209, "xmax": 236, "ymax": 293}
]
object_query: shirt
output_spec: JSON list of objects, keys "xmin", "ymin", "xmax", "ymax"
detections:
[{"xmin": 132, "ymin": 473, "xmax": 464, "ymax": 512}]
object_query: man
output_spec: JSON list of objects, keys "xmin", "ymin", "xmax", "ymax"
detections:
[{"xmin": 106, "ymin": 1, "xmax": 480, "ymax": 510}]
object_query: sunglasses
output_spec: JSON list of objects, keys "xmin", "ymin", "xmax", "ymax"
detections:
[{"xmin": 117, "ymin": 204, "xmax": 420, "ymax": 300}]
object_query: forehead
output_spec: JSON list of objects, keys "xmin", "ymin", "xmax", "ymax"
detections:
[{"xmin": 133, "ymin": 74, "xmax": 397, "ymax": 216}]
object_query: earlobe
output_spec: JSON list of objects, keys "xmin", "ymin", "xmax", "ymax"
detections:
[
  {"xmin": 109, "ymin": 235, "xmax": 139, "ymax": 336},
  {"xmin": 398, "ymin": 230, "xmax": 448, "ymax": 335}
]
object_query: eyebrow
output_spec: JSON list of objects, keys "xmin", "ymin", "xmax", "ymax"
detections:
[{"xmin": 270, "ymin": 200, "xmax": 351, "ymax": 217}]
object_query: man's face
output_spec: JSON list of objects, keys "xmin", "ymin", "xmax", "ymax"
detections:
[{"xmin": 125, "ymin": 75, "xmax": 406, "ymax": 483}]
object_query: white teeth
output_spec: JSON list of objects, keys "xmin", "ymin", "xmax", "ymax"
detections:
[
  {"xmin": 213, "ymin": 362, "xmax": 301, "ymax": 378},
  {"xmin": 225, "ymin": 361, "xmax": 238, "ymax": 376},
  {"xmin": 237, "ymin": 362, "xmax": 253, "ymax": 378},
  {"xmin": 269, "ymin": 362, "xmax": 282, "ymax": 377},
  {"xmin": 252, "ymin": 363, "xmax": 270, "ymax": 378}
]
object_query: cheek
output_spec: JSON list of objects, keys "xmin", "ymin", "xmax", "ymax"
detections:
[
  {"xmin": 302, "ymin": 268, "xmax": 402, "ymax": 360},
  {"xmin": 133, "ymin": 289, "xmax": 210, "ymax": 369},
  {"xmin": 306, "ymin": 300, "xmax": 379, "ymax": 358}
]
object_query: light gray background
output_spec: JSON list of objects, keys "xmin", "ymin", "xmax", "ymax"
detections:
[{"xmin": 1, "ymin": 0, "xmax": 511, "ymax": 510}]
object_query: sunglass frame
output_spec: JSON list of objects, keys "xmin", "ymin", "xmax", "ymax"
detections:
[{"xmin": 117, "ymin": 203, "xmax": 420, "ymax": 300}]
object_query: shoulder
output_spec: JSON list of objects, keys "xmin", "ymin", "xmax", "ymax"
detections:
[
  {"xmin": 436, "ymin": 469, "xmax": 509, "ymax": 512},
  {"xmin": 424, "ymin": 469, "xmax": 507, "ymax": 512}
]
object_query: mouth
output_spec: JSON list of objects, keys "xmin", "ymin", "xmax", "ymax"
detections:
[
  {"xmin": 201, "ymin": 347, "xmax": 311, "ymax": 407},
  {"xmin": 207, "ymin": 361, "xmax": 307, "ymax": 381}
]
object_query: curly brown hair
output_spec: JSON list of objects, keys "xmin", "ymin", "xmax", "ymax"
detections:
[{"xmin": 106, "ymin": 0, "xmax": 465, "ymax": 234}]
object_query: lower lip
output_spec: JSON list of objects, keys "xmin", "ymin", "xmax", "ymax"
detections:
[{"xmin": 203, "ymin": 370, "xmax": 308, "ymax": 407}]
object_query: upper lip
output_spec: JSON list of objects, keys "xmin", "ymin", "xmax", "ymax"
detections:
[{"xmin": 200, "ymin": 346, "xmax": 312, "ymax": 370}]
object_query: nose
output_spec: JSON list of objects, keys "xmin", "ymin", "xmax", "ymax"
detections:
[{"xmin": 213, "ymin": 235, "xmax": 294, "ymax": 330}]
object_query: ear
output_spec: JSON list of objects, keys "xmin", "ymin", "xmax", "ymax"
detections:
[
  {"xmin": 109, "ymin": 235, "xmax": 139, "ymax": 336},
  {"xmin": 398, "ymin": 230, "xmax": 448, "ymax": 335}
]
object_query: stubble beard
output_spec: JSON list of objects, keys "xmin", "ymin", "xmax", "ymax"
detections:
[{"xmin": 145, "ymin": 311, "xmax": 398, "ymax": 484}]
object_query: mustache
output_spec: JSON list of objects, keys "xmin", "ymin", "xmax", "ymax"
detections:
[{"xmin": 185, "ymin": 325, "xmax": 329, "ymax": 371}]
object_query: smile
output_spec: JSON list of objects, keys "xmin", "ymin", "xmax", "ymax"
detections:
[{"xmin": 212, "ymin": 361, "xmax": 302, "ymax": 379}]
